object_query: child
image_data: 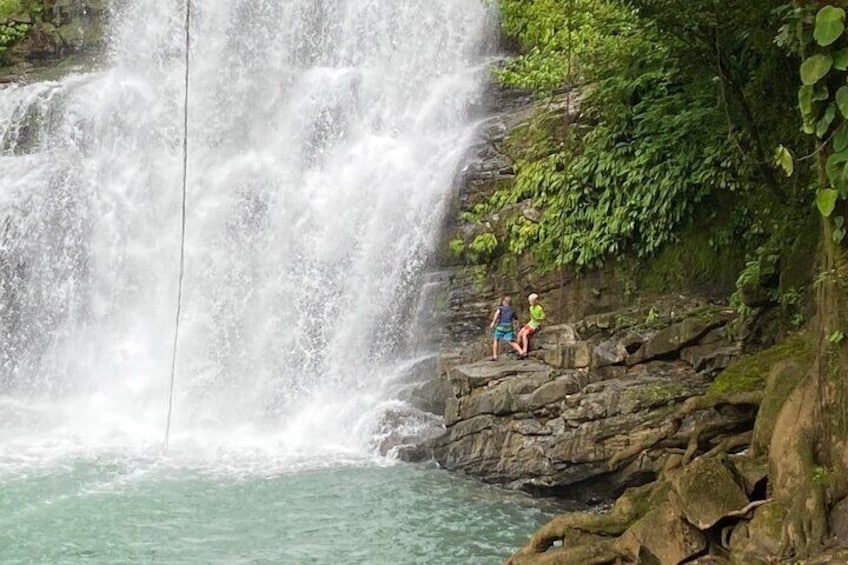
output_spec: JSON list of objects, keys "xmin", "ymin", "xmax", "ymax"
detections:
[
  {"xmin": 512, "ymin": 293, "xmax": 545, "ymax": 359},
  {"xmin": 489, "ymin": 296, "xmax": 517, "ymax": 361}
]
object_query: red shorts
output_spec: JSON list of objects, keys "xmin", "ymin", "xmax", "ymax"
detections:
[{"xmin": 521, "ymin": 324, "xmax": 537, "ymax": 335}]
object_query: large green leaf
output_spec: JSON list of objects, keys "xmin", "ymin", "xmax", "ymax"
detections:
[
  {"xmin": 818, "ymin": 104, "xmax": 837, "ymax": 138},
  {"xmin": 817, "ymin": 188, "xmax": 839, "ymax": 217},
  {"xmin": 815, "ymin": 6, "xmax": 846, "ymax": 46},
  {"xmin": 835, "ymin": 48, "xmax": 848, "ymax": 70},
  {"xmin": 799, "ymin": 85, "xmax": 814, "ymax": 116},
  {"xmin": 827, "ymin": 150, "xmax": 848, "ymax": 183},
  {"xmin": 835, "ymin": 124, "xmax": 848, "ymax": 153},
  {"xmin": 838, "ymin": 87, "xmax": 848, "ymax": 119},
  {"xmin": 801, "ymin": 54, "xmax": 833, "ymax": 85},
  {"xmin": 775, "ymin": 146, "xmax": 794, "ymax": 177}
]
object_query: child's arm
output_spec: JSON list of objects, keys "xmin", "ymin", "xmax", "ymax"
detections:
[{"xmin": 490, "ymin": 309, "xmax": 500, "ymax": 328}]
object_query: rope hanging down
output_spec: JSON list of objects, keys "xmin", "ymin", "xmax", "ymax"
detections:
[{"xmin": 164, "ymin": 0, "xmax": 192, "ymax": 453}]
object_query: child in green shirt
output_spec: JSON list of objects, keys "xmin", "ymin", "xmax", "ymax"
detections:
[{"xmin": 511, "ymin": 293, "xmax": 545, "ymax": 359}]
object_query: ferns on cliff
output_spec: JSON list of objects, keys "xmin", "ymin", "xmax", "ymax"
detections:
[{"xmin": 480, "ymin": 0, "xmax": 810, "ymax": 273}]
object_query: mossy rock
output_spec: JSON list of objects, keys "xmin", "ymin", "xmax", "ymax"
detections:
[
  {"xmin": 708, "ymin": 332, "xmax": 812, "ymax": 397},
  {"xmin": 617, "ymin": 502, "xmax": 707, "ymax": 565},
  {"xmin": 751, "ymin": 356, "xmax": 810, "ymax": 457},
  {"xmin": 668, "ymin": 456, "xmax": 750, "ymax": 530},
  {"xmin": 728, "ymin": 501, "xmax": 785, "ymax": 564},
  {"xmin": 622, "ymin": 381, "xmax": 690, "ymax": 412}
]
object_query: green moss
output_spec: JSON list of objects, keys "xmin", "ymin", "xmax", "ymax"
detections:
[
  {"xmin": 0, "ymin": 0, "xmax": 22, "ymax": 19},
  {"xmin": 751, "ymin": 356, "xmax": 809, "ymax": 456},
  {"xmin": 709, "ymin": 332, "xmax": 813, "ymax": 396},
  {"xmin": 627, "ymin": 381, "xmax": 689, "ymax": 407},
  {"xmin": 638, "ymin": 222, "xmax": 746, "ymax": 296},
  {"xmin": 751, "ymin": 499, "xmax": 786, "ymax": 542}
]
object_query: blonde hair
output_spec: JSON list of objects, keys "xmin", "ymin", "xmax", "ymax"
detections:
[{"xmin": 528, "ymin": 293, "xmax": 539, "ymax": 303}]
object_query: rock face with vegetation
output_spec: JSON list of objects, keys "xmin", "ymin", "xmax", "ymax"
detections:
[
  {"xmin": 0, "ymin": 0, "xmax": 105, "ymax": 81},
  {"xmin": 431, "ymin": 0, "xmax": 848, "ymax": 562}
]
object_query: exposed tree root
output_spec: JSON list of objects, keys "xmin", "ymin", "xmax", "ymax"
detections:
[
  {"xmin": 682, "ymin": 420, "xmax": 707, "ymax": 465},
  {"xmin": 505, "ymin": 483, "xmax": 654, "ymax": 565},
  {"xmin": 506, "ymin": 539, "xmax": 623, "ymax": 565},
  {"xmin": 703, "ymin": 430, "xmax": 753, "ymax": 459},
  {"xmin": 608, "ymin": 391, "xmax": 763, "ymax": 472},
  {"xmin": 508, "ymin": 512, "xmax": 630, "ymax": 558},
  {"xmin": 724, "ymin": 498, "xmax": 772, "ymax": 520}
]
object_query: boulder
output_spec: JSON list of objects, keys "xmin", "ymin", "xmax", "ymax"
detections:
[
  {"xmin": 629, "ymin": 310, "xmax": 731, "ymax": 365},
  {"xmin": 680, "ymin": 343, "xmax": 739, "ymax": 373},
  {"xmin": 532, "ymin": 324, "xmax": 579, "ymax": 350},
  {"xmin": 618, "ymin": 503, "xmax": 708, "ymax": 564},
  {"xmin": 668, "ymin": 457, "xmax": 750, "ymax": 530},
  {"xmin": 728, "ymin": 502, "xmax": 784, "ymax": 564},
  {"xmin": 830, "ymin": 496, "xmax": 848, "ymax": 544},
  {"xmin": 447, "ymin": 359, "xmax": 554, "ymax": 396},
  {"xmin": 371, "ymin": 406, "xmax": 444, "ymax": 459},
  {"xmin": 592, "ymin": 337, "xmax": 627, "ymax": 368},
  {"xmin": 543, "ymin": 341, "xmax": 592, "ymax": 369},
  {"xmin": 407, "ymin": 375, "xmax": 453, "ymax": 416}
]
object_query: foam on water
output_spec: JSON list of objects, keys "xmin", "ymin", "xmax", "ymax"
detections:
[{"xmin": 0, "ymin": 0, "xmax": 496, "ymax": 471}]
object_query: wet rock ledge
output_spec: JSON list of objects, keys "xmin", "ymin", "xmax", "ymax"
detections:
[{"xmin": 406, "ymin": 298, "xmax": 754, "ymax": 502}]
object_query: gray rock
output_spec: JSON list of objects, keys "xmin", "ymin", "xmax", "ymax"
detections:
[
  {"xmin": 372, "ymin": 406, "xmax": 444, "ymax": 458},
  {"xmin": 407, "ymin": 375, "xmax": 454, "ymax": 416},
  {"xmin": 447, "ymin": 359, "xmax": 554, "ymax": 396},
  {"xmin": 629, "ymin": 310, "xmax": 731, "ymax": 365},
  {"xmin": 681, "ymin": 343, "xmax": 740, "ymax": 373},
  {"xmin": 543, "ymin": 341, "xmax": 592, "ymax": 369},
  {"xmin": 592, "ymin": 337, "xmax": 627, "ymax": 368}
]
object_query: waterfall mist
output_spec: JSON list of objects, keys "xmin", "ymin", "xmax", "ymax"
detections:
[{"xmin": 0, "ymin": 0, "xmax": 495, "ymax": 464}]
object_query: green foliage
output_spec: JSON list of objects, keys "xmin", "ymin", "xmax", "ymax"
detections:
[
  {"xmin": 0, "ymin": 0, "xmax": 26, "ymax": 66},
  {"xmin": 448, "ymin": 238, "xmax": 465, "ymax": 258},
  {"xmin": 776, "ymin": 145, "xmax": 795, "ymax": 177},
  {"xmin": 814, "ymin": 6, "xmax": 845, "ymax": 47},
  {"xmin": 818, "ymin": 188, "xmax": 839, "ymax": 217},
  {"xmin": 480, "ymin": 0, "xmax": 811, "ymax": 281},
  {"xmin": 497, "ymin": 0, "xmax": 637, "ymax": 94},
  {"xmin": 788, "ymin": 4, "xmax": 848, "ymax": 219},
  {"xmin": 0, "ymin": 0, "xmax": 22, "ymax": 19},
  {"xmin": 468, "ymin": 232, "xmax": 498, "ymax": 258}
]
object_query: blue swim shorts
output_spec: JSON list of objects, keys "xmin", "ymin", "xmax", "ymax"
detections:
[{"xmin": 494, "ymin": 325, "xmax": 515, "ymax": 341}]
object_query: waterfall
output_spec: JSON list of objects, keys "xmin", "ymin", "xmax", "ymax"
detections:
[{"xmin": 0, "ymin": 0, "xmax": 495, "ymax": 460}]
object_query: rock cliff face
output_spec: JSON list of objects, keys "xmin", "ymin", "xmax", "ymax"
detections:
[
  {"xmin": 436, "ymin": 83, "xmax": 658, "ymax": 346},
  {"xmin": 410, "ymin": 299, "xmax": 755, "ymax": 502}
]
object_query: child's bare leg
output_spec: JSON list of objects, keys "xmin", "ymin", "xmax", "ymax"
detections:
[{"xmin": 492, "ymin": 338, "xmax": 499, "ymax": 360}]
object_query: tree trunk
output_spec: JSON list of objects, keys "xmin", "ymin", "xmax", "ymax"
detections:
[{"xmin": 770, "ymin": 166, "xmax": 848, "ymax": 556}]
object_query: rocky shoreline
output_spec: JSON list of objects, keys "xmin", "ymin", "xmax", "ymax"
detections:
[
  {"xmin": 396, "ymin": 297, "xmax": 821, "ymax": 564},
  {"xmin": 420, "ymin": 300, "xmax": 743, "ymax": 493}
]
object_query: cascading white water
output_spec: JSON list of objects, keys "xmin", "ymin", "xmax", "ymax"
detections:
[{"xmin": 0, "ymin": 0, "xmax": 495, "ymax": 463}]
